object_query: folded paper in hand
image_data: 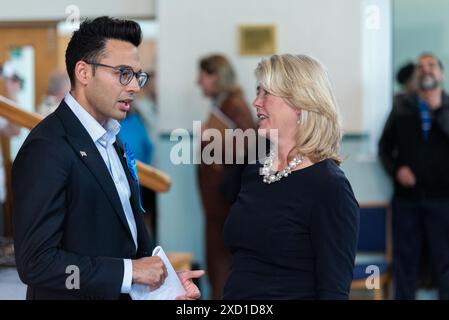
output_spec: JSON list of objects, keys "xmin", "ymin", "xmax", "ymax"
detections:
[{"xmin": 130, "ymin": 246, "xmax": 186, "ymax": 300}]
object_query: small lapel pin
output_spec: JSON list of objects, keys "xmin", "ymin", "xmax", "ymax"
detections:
[
  {"xmin": 80, "ymin": 151, "xmax": 87, "ymax": 157},
  {"xmin": 123, "ymin": 152, "xmax": 127, "ymax": 158}
]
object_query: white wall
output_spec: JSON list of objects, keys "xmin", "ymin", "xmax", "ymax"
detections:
[
  {"xmin": 362, "ymin": 0, "xmax": 392, "ymax": 154},
  {"xmin": 158, "ymin": 0, "xmax": 368, "ymax": 133},
  {"xmin": 0, "ymin": 0, "xmax": 155, "ymax": 21}
]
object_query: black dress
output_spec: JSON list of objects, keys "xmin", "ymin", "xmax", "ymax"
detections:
[{"xmin": 223, "ymin": 159, "xmax": 359, "ymax": 300}]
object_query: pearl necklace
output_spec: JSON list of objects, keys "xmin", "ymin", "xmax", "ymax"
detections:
[{"xmin": 261, "ymin": 152, "xmax": 303, "ymax": 184}]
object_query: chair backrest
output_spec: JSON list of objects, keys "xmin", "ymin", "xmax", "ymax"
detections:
[{"xmin": 358, "ymin": 204, "xmax": 388, "ymax": 252}]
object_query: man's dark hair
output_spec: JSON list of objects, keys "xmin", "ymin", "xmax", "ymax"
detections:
[
  {"xmin": 65, "ymin": 16, "xmax": 142, "ymax": 87},
  {"xmin": 396, "ymin": 62, "xmax": 415, "ymax": 85}
]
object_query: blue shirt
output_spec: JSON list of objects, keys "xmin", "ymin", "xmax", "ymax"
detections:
[
  {"xmin": 64, "ymin": 93, "xmax": 135, "ymax": 294},
  {"xmin": 118, "ymin": 112, "xmax": 154, "ymax": 164},
  {"xmin": 417, "ymin": 97, "xmax": 432, "ymax": 140}
]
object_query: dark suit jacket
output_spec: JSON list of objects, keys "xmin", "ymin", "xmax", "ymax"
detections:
[
  {"xmin": 378, "ymin": 93, "xmax": 449, "ymax": 199},
  {"xmin": 12, "ymin": 101, "xmax": 153, "ymax": 300}
]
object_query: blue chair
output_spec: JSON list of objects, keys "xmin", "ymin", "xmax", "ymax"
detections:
[{"xmin": 351, "ymin": 203, "xmax": 392, "ymax": 299}]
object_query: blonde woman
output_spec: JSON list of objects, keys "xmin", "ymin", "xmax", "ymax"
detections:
[{"xmin": 223, "ymin": 54, "xmax": 359, "ymax": 299}]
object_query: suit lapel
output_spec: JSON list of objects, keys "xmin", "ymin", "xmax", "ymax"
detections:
[
  {"xmin": 114, "ymin": 140, "xmax": 152, "ymax": 254},
  {"xmin": 114, "ymin": 140, "xmax": 141, "ymax": 214},
  {"xmin": 55, "ymin": 102, "xmax": 135, "ymax": 243}
]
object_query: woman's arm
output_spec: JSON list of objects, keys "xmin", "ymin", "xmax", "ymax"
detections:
[{"xmin": 310, "ymin": 177, "xmax": 359, "ymax": 299}]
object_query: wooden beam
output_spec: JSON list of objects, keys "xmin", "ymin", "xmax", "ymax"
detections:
[
  {"xmin": 0, "ymin": 95, "xmax": 171, "ymax": 192},
  {"xmin": 0, "ymin": 95, "xmax": 42, "ymax": 129}
]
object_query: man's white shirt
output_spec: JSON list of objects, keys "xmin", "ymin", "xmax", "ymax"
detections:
[{"xmin": 65, "ymin": 92, "xmax": 136, "ymax": 293}]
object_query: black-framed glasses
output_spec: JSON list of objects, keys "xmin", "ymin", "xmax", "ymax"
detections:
[{"xmin": 84, "ymin": 61, "xmax": 150, "ymax": 88}]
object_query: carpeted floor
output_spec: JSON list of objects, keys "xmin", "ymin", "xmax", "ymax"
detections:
[{"xmin": 0, "ymin": 267, "xmax": 26, "ymax": 299}]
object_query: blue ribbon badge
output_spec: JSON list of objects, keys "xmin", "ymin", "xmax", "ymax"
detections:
[{"xmin": 124, "ymin": 143, "xmax": 146, "ymax": 213}]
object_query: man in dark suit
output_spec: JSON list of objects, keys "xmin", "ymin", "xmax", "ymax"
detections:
[{"xmin": 12, "ymin": 16, "xmax": 203, "ymax": 300}]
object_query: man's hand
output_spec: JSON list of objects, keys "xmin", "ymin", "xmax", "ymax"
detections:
[
  {"xmin": 132, "ymin": 256, "xmax": 168, "ymax": 291},
  {"xmin": 396, "ymin": 166, "xmax": 416, "ymax": 188},
  {"xmin": 176, "ymin": 270, "xmax": 205, "ymax": 300}
]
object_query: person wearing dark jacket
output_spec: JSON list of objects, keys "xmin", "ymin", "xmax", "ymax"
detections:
[
  {"xmin": 379, "ymin": 53, "xmax": 449, "ymax": 299},
  {"xmin": 12, "ymin": 16, "xmax": 203, "ymax": 300}
]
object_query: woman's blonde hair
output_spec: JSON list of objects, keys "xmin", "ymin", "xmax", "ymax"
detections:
[
  {"xmin": 199, "ymin": 54, "xmax": 240, "ymax": 94},
  {"xmin": 255, "ymin": 54, "xmax": 342, "ymax": 164}
]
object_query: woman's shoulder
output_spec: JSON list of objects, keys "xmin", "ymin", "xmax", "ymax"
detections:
[
  {"xmin": 301, "ymin": 159, "xmax": 354, "ymax": 198},
  {"xmin": 307, "ymin": 161, "xmax": 359, "ymax": 232},
  {"xmin": 316, "ymin": 159, "xmax": 347, "ymax": 181}
]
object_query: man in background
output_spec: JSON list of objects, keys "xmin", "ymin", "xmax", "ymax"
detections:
[
  {"xmin": 37, "ymin": 70, "xmax": 71, "ymax": 117},
  {"xmin": 379, "ymin": 53, "xmax": 449, "ymax": 299}
]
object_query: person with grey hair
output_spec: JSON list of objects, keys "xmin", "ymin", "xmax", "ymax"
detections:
[
  {"xmin": 379, "ymin": 53, "xmax": 449, "ymax": 299},
  {"xmin": 37, "ymin": 70, "xmax": 71, "ymax": 117},
  {"xmin": 222, "ymin": 54, "xmax": 359, "ymax": 299}
]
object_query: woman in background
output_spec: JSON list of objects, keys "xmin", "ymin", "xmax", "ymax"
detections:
[{"xmin": 197, "ymin": 54, "xmax": 255, "ymax": 299}]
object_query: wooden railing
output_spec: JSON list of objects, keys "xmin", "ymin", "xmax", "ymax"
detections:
[{"xmin": 0, "ymin": 95, "xmax": 171, "ymax": 192}]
